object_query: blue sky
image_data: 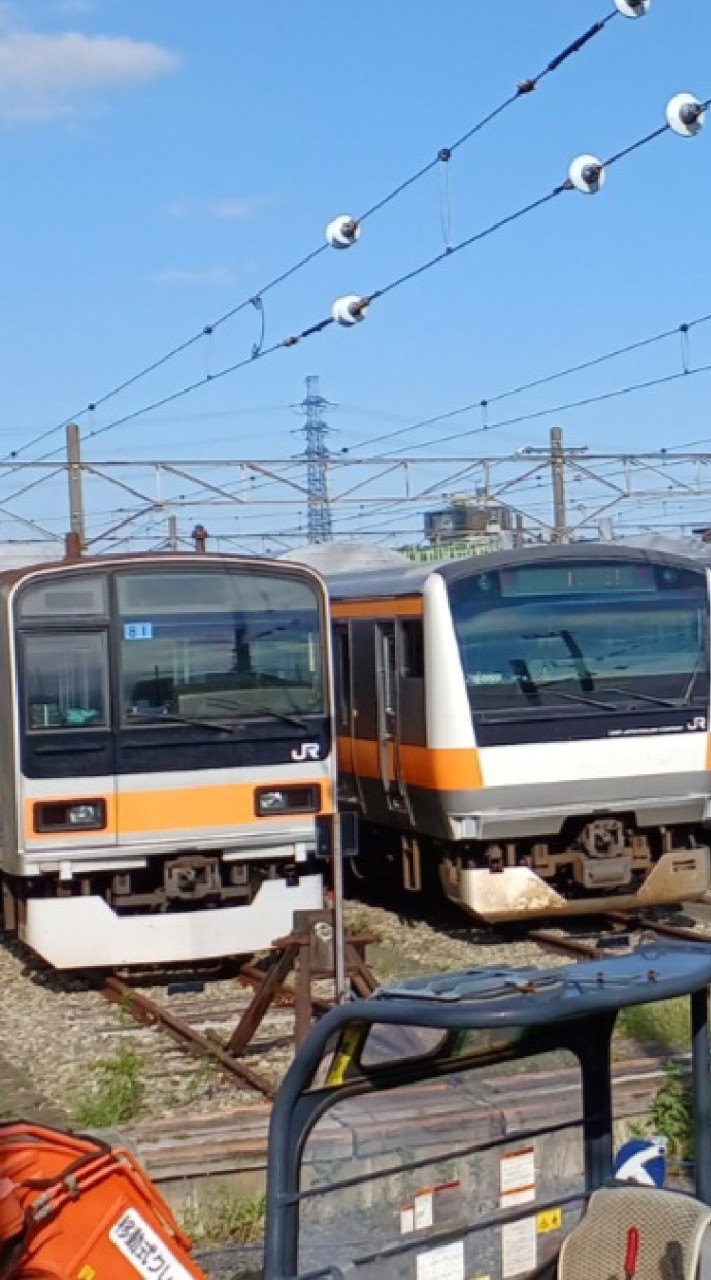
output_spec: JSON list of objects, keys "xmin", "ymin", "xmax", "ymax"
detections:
[{"xmin": 1, "ymin": 0, "xmax": 710, "ymax": 550}]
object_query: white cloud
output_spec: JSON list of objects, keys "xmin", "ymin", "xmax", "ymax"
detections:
[
  {"xmin": 166, "ymin": 196, "xmax": 265, "ymax": 221},
  {"xmin": 0, "ymin": 21, "xmax": 179, "ymax": 120},
  {"xmin": 151, "ymin": 265, "xmax": 246, "ymax": 288}
]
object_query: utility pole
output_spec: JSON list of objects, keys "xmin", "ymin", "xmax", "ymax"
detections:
[
  {"xmin": 65, "ymin": 423, "xmax": 85, "ymax": 558},
  {"xmin": 298, "ymin": 375, "xmax": 333, "ymax": 543},
  {"xmin": 523, "ymin": 427, "xmax": 586, "ymax": 544},
  {"xmin": 550, "ymin": 426, "xmax": 568, "ymax": 544}
]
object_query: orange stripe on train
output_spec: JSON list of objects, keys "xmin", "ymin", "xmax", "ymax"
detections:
[
  {"xmin": 337, "ymin": 736, "xmax": 483, "ymax": 790},
  {"xmin": 23, "ymin": 778, "xmax": 333, "ymax": 842},
  {"xmin": 330, "ymin": 596, "xmax": 423, "ymax": 619}
]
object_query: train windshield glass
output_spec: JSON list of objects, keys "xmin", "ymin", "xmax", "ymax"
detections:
[
  {"xmin": 447, "ymin": 560, "xmax": 708, "ymax": 714},
  {"xmin": 23, "ymin": 632, "xmax": 109, "ymax": 731},
  {"xmin": 118, "ymin": 569, "xmax": 325, "ymax": 724}
]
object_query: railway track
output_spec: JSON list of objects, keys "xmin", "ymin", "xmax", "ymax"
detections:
[
  {"xmin": 94, "ymin": 900, "xmax": 711, "ymax": 1104},
  {"xmin": 101, "ymin": 974, "xmax": 279, "ymax": 1099},
  {"xmin": 529, "ymin": 905, "xmax": 711, "ymax": 961},
  {"xmin": 0, "ymin": 894, "xmax": 704, "ymax": 1274},
  {"xmin": 0, "ymin": 888, "xmax": 704, "ymax": 1187}
]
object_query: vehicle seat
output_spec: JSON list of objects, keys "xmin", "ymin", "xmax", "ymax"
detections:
[{"xmin": 558, "ymin": 1186, "xmax": 711, "ymax": 1280}]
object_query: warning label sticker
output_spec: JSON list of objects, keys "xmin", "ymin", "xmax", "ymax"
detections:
[{"xmin": 109, "ymin": 1209, "xmax": 194, "ymax": 1280}]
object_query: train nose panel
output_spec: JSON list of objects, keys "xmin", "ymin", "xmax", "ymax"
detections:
[{"xmin": 441, "ymin": 845, "xmax": 711, "ymax": 922}]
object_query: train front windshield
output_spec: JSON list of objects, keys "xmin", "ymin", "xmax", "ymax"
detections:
[
  {"xmin": 118, "ymin": 570, "xmax": 324, "ymax": 723},
  {"xmin": 447, "ymin": 559, "xmax": 709, "ymax": 729},
  {"xmin": 19, "ymin": 566, "xmax": 326, "ymax": 734}
]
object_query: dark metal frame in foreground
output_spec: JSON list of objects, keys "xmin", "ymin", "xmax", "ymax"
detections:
[{"xmin": 264, "ymin": 939, "xmax": 711, "ymax": 1280}]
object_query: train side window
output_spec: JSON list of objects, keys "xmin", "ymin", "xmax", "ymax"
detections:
[
  {"xmin": 334, "ymin": 626, "xmax": 351, "ymax": 728},
  {"xmin": 23, "ymin": 632, "xmax": 109, "ymax": 731},
  {"xmin": 401, "ymin": 619, "xmax": 424, "ymax": 679}
]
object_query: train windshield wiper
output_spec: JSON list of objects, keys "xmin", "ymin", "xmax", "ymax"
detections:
[
  {"xmin": 509, "ymin": 660, "xmax": 614, "ymax": 710},
  {"xmin": 521, "ymin": 629, "xmax": 595, "ymax": 692},
  {"xmin": 601, "ymin": 685, "xmax": 682, "ymax": 710},
  {"xmin": 677, "ymin": 643, "xmax": 708, "ymax": 705},
  {"xmin": 125, "ymin": 709, "xmax": 237, "ymax": 734},
  {"xmin": 203, "ymin": 696, "xmax": 310, "ymax": 731},
  {"xmin": 539, "ymin": 686, "xmax": 617, "ymax": 711}
]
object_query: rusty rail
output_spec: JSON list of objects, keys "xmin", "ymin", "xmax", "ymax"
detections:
[
  {"xmin": 102, "ymin": 974, "xmax": 276, "ymax": 1099},
  {"xmin": 98, "ymin": 903, "xmax": 711, "ymax": 1108},
  {"xmin": 100, "ymin": 911, "xmax": 378, "ymax": 1097},
  {"xmin": 528, "ymin": 929, "xmax": 617, "ymax": 961},
  {"xmin": 530, "ymin": 910, "xmax": 711, "ymax": 963},
  {"xmin": 610, "ymin": 913, "xmax": 711, "ymax": 946},
  {"xmin": 528, "ymin": 914, "xmax": 637, "ymax": 959}
]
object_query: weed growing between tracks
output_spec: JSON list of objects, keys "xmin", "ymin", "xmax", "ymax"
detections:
[
  {"xmin": 651, "ymin": 1061, "xmax": 694, "ymax": 1160},
  {"xmin": 615, "ymin": 997, "xmax": 690, "ymax": 1052},
  {"xmin": 181, "ymin": 1192, "xmax": 266, "ymax": 1245},
  {"xmin": 614, "ymin": 996, "xmax": 694, "ymax": 1162},
  {"xmin": 69, "ymin": 1041, "xmax": 145, "ymax": 1127},
  {"xmin": 629, "ymin": 1061, "xmax": 694, "ymax": 1162}
]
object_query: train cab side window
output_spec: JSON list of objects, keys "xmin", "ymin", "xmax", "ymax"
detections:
[
  {"xmin": 401, "ymin": 619, "xmax": 424, "ymax": 679},
  {"xmin": 334, "ymin": 626, "xmax": 352, "ymax": 728},
  {"xmin": 23, "ymin": 633, "xmax": 109, "ymax": 731}
]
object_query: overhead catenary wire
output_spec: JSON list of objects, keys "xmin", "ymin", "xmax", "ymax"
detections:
[
  {"xmin": 2, "ymin": 5, "xmax": 628, "ymax": 466},
  {"xmin": 353, "ymin": 8, "xmax": 620, "ymax": 224},
  {"xmin": 339, "ymin": 312, "xmax": 711, "ymax": 455},
  {"xmin": 89, "ymin": 302, "xmax": 711, "ymax": 517},
  {"xmin": 5, "ymin": 87, "xmax": 703, "ymax": 491},
  {"xmin": 315, "ymin": 100, "xmax": 710, "ymax": 336},
  {"xmin": 318, "ymin": 358, "xmax": 711, "ymax": 534},
  {"xmin": 5, "ymin": 305, "xmax": 709, "ymax": 531},
  {"xmin": 382, "ymin": 360, "xmax": 711, "ymax": 457},
  {"xmin": 331, "ymin": 447, "xmax": 711, "ymax": 542},
  {"xmin": 12, "ymin": 300, "xmax": 711, "ymax": 487}
]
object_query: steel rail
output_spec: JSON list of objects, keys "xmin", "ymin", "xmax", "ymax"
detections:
[{"xmin": 101, "ymin": 973, "xmax": 276, "ymax": 1099}]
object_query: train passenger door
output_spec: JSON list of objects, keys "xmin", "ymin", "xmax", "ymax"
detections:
[
  {"xmin": 333, "ymin": 623, "xmax": 364, "ymax": 811},
  {"xmin": 375, "ymin": 623, "xmax": 408, "ymax": 814}
]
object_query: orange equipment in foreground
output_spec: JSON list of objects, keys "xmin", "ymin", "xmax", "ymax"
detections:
[{"xmin": 0, "ymin": 1122, "xmax": 208, "ymax": 1279}]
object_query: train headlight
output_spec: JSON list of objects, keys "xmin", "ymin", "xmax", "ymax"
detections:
[
  {"xmin": 34, "ymin": 799, "xmax": 106, "ymax": 832},
  {"xmin": 255, "ymin": 786, "xmax": 320, "ymax": 817},
  {"xmin": 258, "ymin": 790, "xmax": 288, "ymax": 813},
  {"xmin": 68, "ymin": 803, "xmax": 104, "ymax": 827}
]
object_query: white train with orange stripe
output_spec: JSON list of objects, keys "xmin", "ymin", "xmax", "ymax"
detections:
[
  {"xmin": 327, "ymin": 541, "xmax": 711, "ymax": 921},
  {"xmin": 0, "ymin": 551, "xmax": 334, "ymax": 967}
]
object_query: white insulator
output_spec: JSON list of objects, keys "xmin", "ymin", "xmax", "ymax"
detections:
[
  {"xmin": 666, "ymin": 92, "xmax": 706, "ymax": 137},
  {"xmin": 568, "ymin": 154, "xmax": 606, "ymax": 194},
  {"xmin": 325, "ymin": 215, "xmax": 361, "ymax": 249},
  {"xmin": 613, "ymin": 0, "xmax": 650, "ymax": 18},
  {"xmin": 332, "ymin": 295, "xmax": 369, "ymax": 326}
]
